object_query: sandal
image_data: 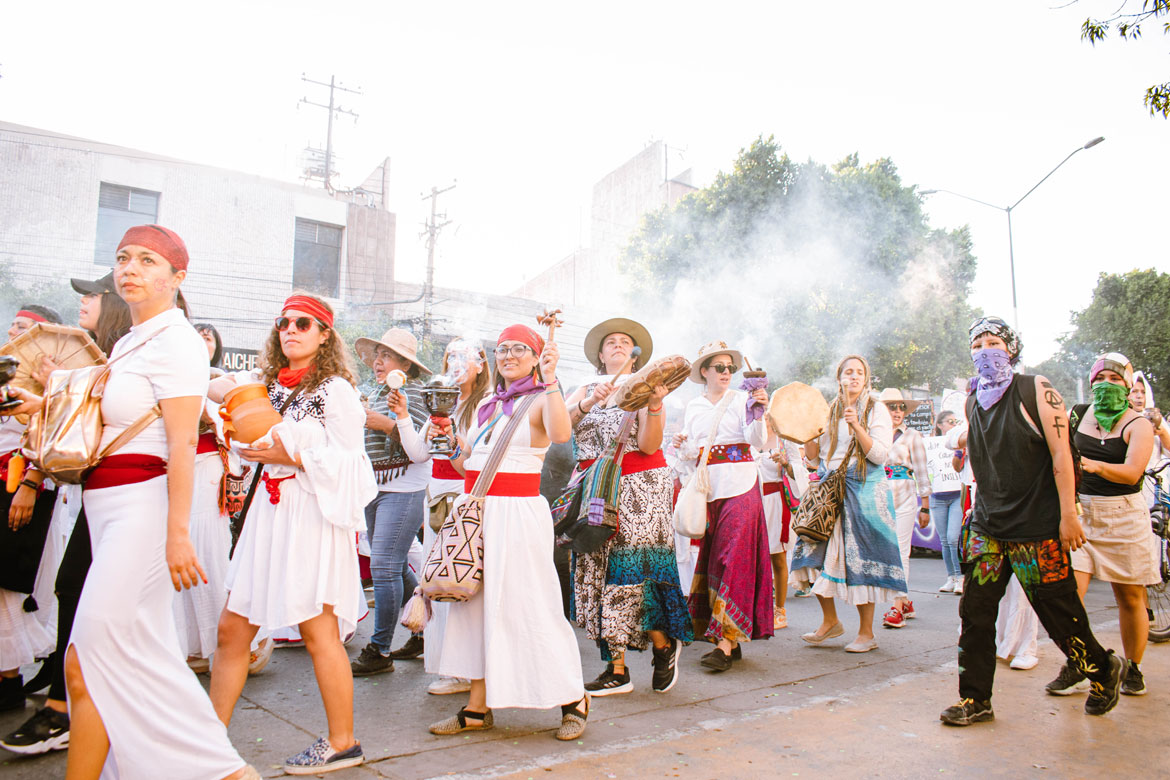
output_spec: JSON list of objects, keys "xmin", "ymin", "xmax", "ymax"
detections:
[
  {"xmin": 428, "ymin": 707, "xmax": 494, "ymax": 735},
  {"xmin": 555, "ymin": 692, "xmax": 590, "ymax": 741}
]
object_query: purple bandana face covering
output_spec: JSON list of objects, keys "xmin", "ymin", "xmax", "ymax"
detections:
[{"xmin": 972, "ymin": 348, "xmax": 1014, "ymax": 409}]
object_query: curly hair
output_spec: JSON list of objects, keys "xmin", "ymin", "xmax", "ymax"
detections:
[
  {"xmin": 825, "ymin": 354, "xmax": 876, "ymax": 481},
  {"xmin": 258, "ymin": 293, "xmax": 356, "ymax": 391}
]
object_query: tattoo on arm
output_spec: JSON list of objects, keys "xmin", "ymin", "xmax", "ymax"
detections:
[
  {"xmin": 1052, "ymin": 416, "xmax": 1066, "ymax": 440},
  {"xmin": 1043, "ymin": 388, "xmax": 1064, "ymax": 409}
]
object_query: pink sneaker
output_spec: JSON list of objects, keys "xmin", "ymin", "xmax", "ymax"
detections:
[{"xmin": 882, "ymin": 606, "xmax": 906, "ymax": 628}]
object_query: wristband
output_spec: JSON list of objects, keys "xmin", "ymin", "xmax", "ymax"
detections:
[
  {"xmin": 647, "ymin": 404, "xmax": 663, "ymax": 413},
  {"xmin": 20, "ymin": 479, "xmax": 39, "ymax": 491},
  {"xmin": 578, "ymin": 400, "xmax": 590, "ymax": 414},
  {"xmin": 918, "ymin": 507, "xmax": 930, "ymax": 514}
]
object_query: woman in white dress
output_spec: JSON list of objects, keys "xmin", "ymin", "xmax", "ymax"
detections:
[
  {"xmin": 422, "ymin": 339, "xmax": 489, "ymax": 696},
  {"xmin": 6, "ymin": 226, "xmax": 256, "ymax": 779},
  {"xmin": 429, "ymin": 324, "xmax": 589, "ymax": 741},
  {"xmin": 209, "ymin": 293, "xmax": 375, "ymax": 775}
]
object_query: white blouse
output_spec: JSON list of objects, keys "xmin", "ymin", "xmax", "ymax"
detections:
[
  {"xmin": 818, "ymin": 397, "xmax": 893, "ymax": 472},
  {"xmin": 681, "ymin": 390, "xmax": 769, "ymax": 500},
  {"xmin": 99, "ymin": 308, "xmax": 208, "ymax": 459}
]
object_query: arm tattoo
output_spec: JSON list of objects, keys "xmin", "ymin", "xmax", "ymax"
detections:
[
  {"xmin": 1052, "ymin": 416, "xmax": 1066, "ymax": 440},
  {"xmin": 1043, "ymin": 388, "xmax": 1064, "ymax": 409}
]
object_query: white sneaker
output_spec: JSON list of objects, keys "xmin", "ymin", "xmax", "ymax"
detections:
[
  {"xmin": 952, "ymin": 577, "xmax": 964, "ymax": 595},
  {"xmin": 427, "ymin": 677, "xmax": 472, "ymax": 695},
  {"xmin": 938, "ymin": 577, "xmax": 955, "ymax": 593},
  {"xmin": 1010, "ymin": 654, "xmax": 1039, "ymax": 670}
]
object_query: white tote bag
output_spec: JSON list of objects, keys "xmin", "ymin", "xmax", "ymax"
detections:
[{"xmin": 673, "ymin": 392, "xmax": 735, "ymax": 539}]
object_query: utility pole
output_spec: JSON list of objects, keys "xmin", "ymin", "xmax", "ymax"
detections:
[
  {"xmin": 420, "ymin": 183, "xmax": 456, "ymax": 338},
  {"xmin": 300, "ymin": 74, "xmax": 361, "ymax": 191}
]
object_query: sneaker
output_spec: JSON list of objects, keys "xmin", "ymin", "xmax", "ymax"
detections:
[
  {"xmin": 730, "ymin": 644, "xmax": 742, "ymax": 661},
  {"xmin": 1045, "ymin": 660, "xmax": 1090, "ymax": 696},
  {"xmin": 773, "ymin": 607, "xmax": 788, "ymax": 630},
  {"xmin": 350, "ymin": 642, "xmax": 394, "ymax": 677},
  {"xmin": 388, "ymin": 635, "xmax": 424, "ymax": 660},
  {"xmin": 793, "ymin": 587, "xmax": 812, "ymax": 598},
  {"xmin": 939, "ymin": 698, "xmax": 994, "ymax": 726},
  {"xmin": 882, "ymin": 606, "xmax": 906, "ymax": 629},
  {"xmin": 700, "ymin": 647, "xmax": 732, "ymax": 672},
  {"xmin": 584, "ymin": 664, "xmax": 633, "ymax": 696},
  {"xmin": 651, "ymin": 638, "xmax": 681, "ymax": 693},
  {"xmin": 938, "ymin": 577, "xmax": 956, "ymax": 593},
  {"xmin": 952, "ymin": 578, "xmax": 964, "ymax": 595},
  {"xmin": 0, "ymin": 707, "xmax": 70, "ymax": 754},
  {"xmin": 248, "ymin": 637, "xmax": 275, "ymax": 675},
  {"xmin": 1121, "ymin": 662, "xmax": 1147, "ymax": 696},
  {"xmin": 284, "ymin": 737, "xmax": 364, "ymax": 775},
  {"xmin": 901, "ymin": 600, "xmax": 916, "ymax": 619},
  {"xmin": 1085, "ymin": 653, "xmax": 1126, "ymax": 716},
  {"xmin": 1009, "ymin": 654, "xmax": 1039, "ymax": 671},
  {"xmin": 428, "ymin": 676, "xmax": 472, "ymax": 695}
]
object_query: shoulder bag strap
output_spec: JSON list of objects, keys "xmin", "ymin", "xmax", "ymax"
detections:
[
  {"xmin": 468, "ymin": 393, "xmax": 540, "ymax": 499},
  {"xmin": 232, "ymin": 383, "xmax": 305, "ymax": 533},
  {"xmin": 610, "ymin": 411, "xmax": 639, "ymax": 462}
]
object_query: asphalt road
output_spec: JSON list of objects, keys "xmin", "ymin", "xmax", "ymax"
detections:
[{"xmin": 2, "ymin": 558, "xmax": 1161, "ymax": 779}]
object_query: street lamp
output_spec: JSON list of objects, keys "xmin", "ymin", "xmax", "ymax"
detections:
[{"xmin": 921, "ymin": 136, "xmax": 1105, "ymax": 330}]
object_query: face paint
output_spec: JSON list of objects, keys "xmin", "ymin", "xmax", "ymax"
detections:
[
  {"xmin": 154, "ymin": 278, "xmax": 168, "ymax": 291},
  {"xmin": 1092, "ymin": 382, "xmax": 1130, "ymax": 432},
  {"xmin": 972, "ymin": 348, "xmax": 1014, "ymax": 409}
]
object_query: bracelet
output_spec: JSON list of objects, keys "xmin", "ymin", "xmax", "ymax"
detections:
[
  {"xmin": 451, "ymin": 444, "xmax": 462, "ymax": 460},
  {"xmin": 20, "ymin": 479, "xmax": 38, "ymax": 491},
  {"xmin": 918, "ymin": 507, "xmax": 930, "ymax": 514},
  {"xmin": 578, "ymin": 400, "xmax": 589, "ymax": 414},
  {"xmin": 647, "ymin": 404, "xmax": 663, "ymax": 413},
  {"xmin": 544, "ymin": 382, "xmax": 561, "ymax": 395}
]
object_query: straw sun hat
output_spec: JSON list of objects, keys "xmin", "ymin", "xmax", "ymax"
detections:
[
  {"xmin": 583, "ymin": 317, "xmax": 654, "ymax": 372},
  {"xmin": 354, "ymin": 328, "xmax": 433, "ymax": 376},
  {"xmin": 689, "ymin": 340, "xmax": 744, "ymax": 384}
]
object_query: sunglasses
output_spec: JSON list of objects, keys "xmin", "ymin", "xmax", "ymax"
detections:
[
  {"xmin": 708, "ymin": 363, "xmax": 737, "ymax": 375},
  {"xmin": 493, "ymin": 344, "xmax": 534, "ymax": 358},
  {"xmin": 885, "ymin": 402, "xmax": 907, "ymax": 412},
  {"xmin": 275, "ymin": 316, "xmax": 325, "ymax": 332}
]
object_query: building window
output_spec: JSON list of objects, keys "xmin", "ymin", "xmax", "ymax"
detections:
[
  {"xmin": 95, "ymin": 183, "xmax": 160, "ymax": 264},
  {"xmin": 293, "ymin": 218, "xmax": 343, "ymax": 298}
]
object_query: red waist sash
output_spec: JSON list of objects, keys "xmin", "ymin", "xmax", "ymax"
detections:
[
  {"xmin": 432, "ymin": 459, "xmax": 462, "ymax": 481},
  {"xmin": 85, "ymin": 454, "xmax": 167, "ymax": 491},
  {"xmin": 463, "ymin": 470, "xmax": 541, "ymax": 497},
  {"xmin": 196, "ymin": 431, "xmax": 218, "ymax": 455},
  {"xmin": 698, "ymin": 442, "xmax": 754, "ymax": 466},
  {"xmin": 762, "ymin": 480, "xmax": 783, "ymax": 496},
  {"xmin": 577, "ymin": 449, "xmax": 668, "ymax": 476}
]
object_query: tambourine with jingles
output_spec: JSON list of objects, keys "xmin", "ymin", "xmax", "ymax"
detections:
[
  {"xmin": 766, "ymin": 381, "xmax": 831, "ymax": 444},
  {"xmin": 608, "ymin": 354, "xmax": 692, "ymax": 411}
]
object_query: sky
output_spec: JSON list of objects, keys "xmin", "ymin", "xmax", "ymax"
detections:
[{"xmin": 2, "ymin": 0, "xmax": 1166, "ymax": 362}]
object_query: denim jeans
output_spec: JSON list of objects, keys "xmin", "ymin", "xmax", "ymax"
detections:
[
  {"xmin": 930, "ymin": 493, "xmax": 963, "ymax": 578},
  {"xmin": 365, "ymin": 489, "xmax": 425, "ymax": 652}
]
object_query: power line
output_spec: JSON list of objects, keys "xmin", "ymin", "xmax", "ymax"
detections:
[
  {"xmin": 299, "ymin": 74, "xmax": 361, "ymax": 191},
  {"xmin": 420, "ymin": 183, "xmax": 456, "ymax": 338}
]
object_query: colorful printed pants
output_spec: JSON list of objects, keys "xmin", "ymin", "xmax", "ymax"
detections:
[{"xmin": 957, "ymin": 527, "xmax": 1112, "ymax": 703}]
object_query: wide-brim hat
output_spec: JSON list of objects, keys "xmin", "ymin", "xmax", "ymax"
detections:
[
  {"xmin": 355, "ymin": 328, "xmax": 432, "ymax": 376},
  {"xmin": 689, "ymin": 340, "xmax": 744, "ymax": 384},
  {"xmin": 583, "ymin": 317, "xmax": 653, "ymax": 371},
  {"xmin": 70, "ymin": 272, "xmax": 116, "ymax": 296},
  {"xmin": 878, "ymin": 387, "xmax": 927, "ymax": 412}
]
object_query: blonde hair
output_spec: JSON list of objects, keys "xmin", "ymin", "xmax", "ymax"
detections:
[
  {"xmin": 258, "ymin": 292, "xmax": 356, "ymax": 391},
  {"xmin": 826, "ymin": 354, "xmax": 875, "ymax": 480}
]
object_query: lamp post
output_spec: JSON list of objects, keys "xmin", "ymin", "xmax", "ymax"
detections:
[{"xmin": 921, "ymin": 136, "xmax": 1105, "ymax": 330}]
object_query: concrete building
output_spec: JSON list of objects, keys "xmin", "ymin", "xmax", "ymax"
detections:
[{"xmin": 0, "ymin": 121, "xmax": 395, "ymax": 352}]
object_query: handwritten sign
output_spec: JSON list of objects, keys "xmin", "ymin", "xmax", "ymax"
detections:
[
  {"xmin": 904, "ymin": 400, "xmax": 934, "ymax": 435},
  {"xmin": 924, "ymin": 435, "xmax": 962, "ymax": 493}
]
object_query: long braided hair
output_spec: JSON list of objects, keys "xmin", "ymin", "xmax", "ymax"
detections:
[{"xmin": 825, "ymin": 354, "xmax": 875, "ymax": 480}]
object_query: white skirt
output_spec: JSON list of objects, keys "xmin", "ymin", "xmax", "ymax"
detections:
[
  {"xmin": 76, "ymin": 475, "xmax": 244, "ymax": 780},
  {"xmin": 173, "ymin": 453, "xmax": 230, "ymax": 658},
  {"xmin": 0, "ymin": 587, "xmax": 52, "ymax": 670},
  {"xmin": 762, "ymin": 490, "xmax": 791, "ymax": 555},
  {"xmin": 226, "ymin": 474, "xmax": 360, "ymax": 635},
  {"xmin": 996, "ymin": 575, "xmax": 1039, "ymax": 661},
  {"xmin": 435, "ymin": 494, "xmax": 584, "ymax": 709}
]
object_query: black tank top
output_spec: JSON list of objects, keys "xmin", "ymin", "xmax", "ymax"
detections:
[
  {"xmin": 1075, "ymin": 415, "xmax": 1142, "ymax": 496},
  {"xmin": 967, "ymin": 375, "xmax": 1062, "ymax": 542}
]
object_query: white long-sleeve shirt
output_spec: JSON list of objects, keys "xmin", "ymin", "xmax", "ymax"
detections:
[
  {"xmin": 818, "ymin": 397, "xmax": 893, "ymax": 471},
  {"xmin": 681, "ymin": 390, "xmax": 769, "ymax": 500}
]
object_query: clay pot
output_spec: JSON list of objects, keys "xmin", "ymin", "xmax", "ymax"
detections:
[{"xmin": 221, "ymin": 383, "xmax": 281, "ymax": 444}]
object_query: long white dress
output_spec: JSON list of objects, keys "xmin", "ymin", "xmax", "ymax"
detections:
[
  {"xmin": 225, "ymin": 375, "xmax": 376, "ymax": 637},
  {"xmin": 435, "ymin": 399, "xmax": 585, "ymax": 709},
  {"xmin": 73, "ymin": 307, "xmax": 244, "ymax": 780},
  {"xmin": 173, "ymin": 447, "xmax": 229, "ymax": 659}
]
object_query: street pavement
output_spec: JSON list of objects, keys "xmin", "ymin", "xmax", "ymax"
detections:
[{"xmin": 2, "ymin": 558, "xmax": 1164, "ymax": 779}]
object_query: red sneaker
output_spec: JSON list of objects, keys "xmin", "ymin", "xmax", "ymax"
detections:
[
  {"xmin": 901, "ymin": 600, "xmax": 916, "ymax": 619},
  {"xmin": 882, "ymin": 606, "xmax": 906, "ymax": 628}
]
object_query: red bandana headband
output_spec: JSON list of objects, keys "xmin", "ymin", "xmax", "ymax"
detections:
[
  {"xmin": 15, "ymin": 310, "xmax": 47, "ymax": 323},
  {"xmin": 117, "ymin": 225, "xmax": 190, "ymax": 272},
  {"xmin": 283, "ymin": 294, "xmax": 334, "ymax": 328},
  {"xmin": 497, "ymin": 324, "xmax": 543, "ymax": 356}
]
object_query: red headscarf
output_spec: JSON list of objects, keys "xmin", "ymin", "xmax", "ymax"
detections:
[
  {"xmin": 497, "ymin": 324, "xmax": 543, "ymax": 355},
  {"xmin": 282, "ymin": 294, "xmax": 334, "ymax": 329},
  {"xmin": 117, "ymin": 225, "xmax": 190, "ymax": 271}
]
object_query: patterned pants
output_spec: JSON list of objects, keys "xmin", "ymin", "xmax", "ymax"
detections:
[{"xmin": 957, "ymin": 527, "xmax": 1111, "ymax": 703}]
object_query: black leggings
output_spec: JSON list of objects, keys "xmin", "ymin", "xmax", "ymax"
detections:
[
  {"xmin": 957, "ymin": 528, "xmax": 1111, "ymax": 702},
  {"xmin": 46, "ymin": 509, "xmax": 91, "ymax": 702}
]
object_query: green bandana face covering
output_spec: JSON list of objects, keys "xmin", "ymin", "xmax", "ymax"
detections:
[{"xmin": 1092, "ymin": 382, "xmax": 1129, "ymax": 432}]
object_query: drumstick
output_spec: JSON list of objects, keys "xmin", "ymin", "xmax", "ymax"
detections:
[{"xmin": 608, "ymin": 347, "xmax": 642, "ymax": 386}]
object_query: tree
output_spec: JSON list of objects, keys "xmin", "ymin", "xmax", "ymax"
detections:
[
  {"xmin": 621, "ymin": 136, "xmax": 979, "ymax": 394},
  {"xmin": 1081, "ymin": 0, "xmax": 1170, "ymax": 118}
]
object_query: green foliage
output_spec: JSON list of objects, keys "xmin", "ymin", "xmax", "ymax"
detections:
[
  {"xmin": 620, "ymin": 136, "xmax": 979, "ymax": 393},
  {"xmin": 1080, "ymin": 0, "xmax": 1170, "ymax": 118}
]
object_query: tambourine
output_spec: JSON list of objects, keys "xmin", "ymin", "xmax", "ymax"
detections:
[
  {"xmin": 0, "ymin": 323, "xmax": 106, "ymax": 395},
  {"xmin": 766, "ymin": 381, "xmax": 831, "ymax": 444},
  {"xmin": 608, "ymin": 354, "xmax": 692, "ymax": 411}
]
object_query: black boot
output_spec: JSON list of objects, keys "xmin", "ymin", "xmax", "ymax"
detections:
[{"xmin": 0, "ymin": 675, "xmax": 26, "ymax": 712}]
